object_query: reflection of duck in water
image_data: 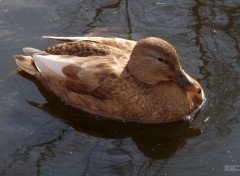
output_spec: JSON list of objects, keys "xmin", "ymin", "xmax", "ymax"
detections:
[{"xmin": 14, "ymin": 36, "xmax": 204, "ymax": 123}]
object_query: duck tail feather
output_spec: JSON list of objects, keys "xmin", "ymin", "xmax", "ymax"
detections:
[{"xmin": 14, "ymin": 55, "xmax": 38, "ymax": 75}]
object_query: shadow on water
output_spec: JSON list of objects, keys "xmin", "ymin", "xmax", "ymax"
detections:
[{"xmin": 18, "ymin": 71, "xmax": 202, "ymax": 159}]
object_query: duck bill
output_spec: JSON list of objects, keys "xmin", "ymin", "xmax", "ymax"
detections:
[{"xmin": 172, "ymin": 69, "xmax": 200, "ymax": 94}]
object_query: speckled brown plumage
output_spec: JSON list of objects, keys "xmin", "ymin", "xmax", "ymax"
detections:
[
  {"xmin": 14, "ymin": 36, "xmax": 205, "ymax": 123},
  {"xmin": 45, "ymin": 41, "xmax": 111, "ymax": 57}
]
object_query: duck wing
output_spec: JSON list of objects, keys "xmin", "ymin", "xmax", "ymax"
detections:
[
  {"xmin": 42, "ymin": 36, "xmax": 136, "ymax": 51},
  {"xmin": 20, "ymin": 47, "xmax": 124, "ymax": 100},
  {"xmin": 44, "ymin": 40, "xmax": 112, "ymax": 57}
]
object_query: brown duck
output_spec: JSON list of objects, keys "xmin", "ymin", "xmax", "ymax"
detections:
[{"xmin": 14, "ymin": 36, "xmax": 205, "ymax": 123}]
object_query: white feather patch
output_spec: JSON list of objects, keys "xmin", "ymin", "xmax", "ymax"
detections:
[{"xmin": 33, "ymin": 54, "xmax": 70, "ymax": 77}]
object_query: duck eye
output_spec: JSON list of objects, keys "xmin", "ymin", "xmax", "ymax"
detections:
[{"xmin": 157, "ymin": 57, "xmax": 164, "ymax": 62}]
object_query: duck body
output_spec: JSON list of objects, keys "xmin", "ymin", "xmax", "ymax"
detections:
[{"xmin": 14, "ymin": 36, "xmax": 204, "ymax": 123}]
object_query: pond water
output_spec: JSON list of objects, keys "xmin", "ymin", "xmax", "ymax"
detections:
[{"xmin": 0, "ymin": 0, "xmax": 240, "ymax": 175}]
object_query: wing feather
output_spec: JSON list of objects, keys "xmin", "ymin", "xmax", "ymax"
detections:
[
  {"xmin": 32, "ymin": 54, "xmax": 72, "ymax": 77},
  {"xmin": 42, "ymin": 36, "xmax": 136, "ymax": 51},
  {"xmin": 30, "ymin": 51, "xmax": 121, "ymax": 99}
]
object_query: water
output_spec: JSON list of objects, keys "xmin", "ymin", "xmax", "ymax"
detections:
[{"xmin": 0, "ymin": 0, "xmax": 240, "ymax": 175}]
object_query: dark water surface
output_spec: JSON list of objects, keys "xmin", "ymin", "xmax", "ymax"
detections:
[{"xmin": 0, "ymin": 0, "xmax": 240, "ymax": 175}]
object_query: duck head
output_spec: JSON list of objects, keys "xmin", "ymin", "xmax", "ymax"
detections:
[{"xmin": 127, "ymin": 37, "xmax": 201, "ymax": 94}]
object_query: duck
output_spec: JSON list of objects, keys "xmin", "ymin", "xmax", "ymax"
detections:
[{"xmin": 14, "ymin": 36, "xmax": 205, "ymax": 123}]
